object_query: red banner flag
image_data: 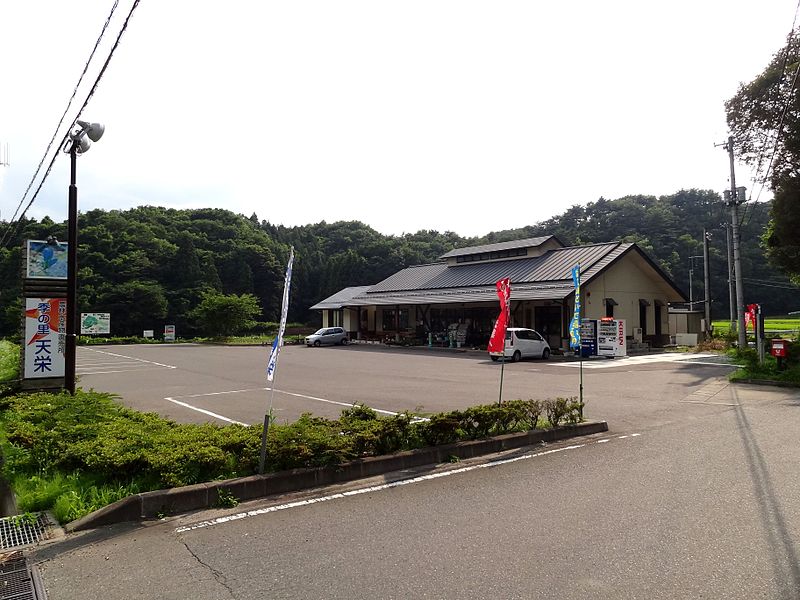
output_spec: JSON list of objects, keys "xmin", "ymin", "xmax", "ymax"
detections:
[
  {"xmin": 487, "ymin": 278, "xmax": 511, "ymax": 353},
  {"xmin": 745, "ymin": 304, "xmax": 758, "ymax": 330}
]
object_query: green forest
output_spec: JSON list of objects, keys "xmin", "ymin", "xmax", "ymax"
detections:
[{"xmin": 0, "ymin": 188, "xmax": 797, "ymax": 340}]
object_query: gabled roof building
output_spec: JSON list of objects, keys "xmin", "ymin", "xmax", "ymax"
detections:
[{"xmin": 311, "ymin": 236, "xmax": 687, "ymax": 349}]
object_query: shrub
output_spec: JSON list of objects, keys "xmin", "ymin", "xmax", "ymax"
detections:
[
  {"xmin": 0, "ymin": 390, "xmax": 587, "ymax": 524},
  {"xmin": 543, "ymin": 397, "xmax": 582, "ymax": 427}
]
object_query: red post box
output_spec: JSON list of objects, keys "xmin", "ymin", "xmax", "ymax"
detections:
[{"xmin": 771, "ymin": 339, "xmax": 787, "ymax": 358}]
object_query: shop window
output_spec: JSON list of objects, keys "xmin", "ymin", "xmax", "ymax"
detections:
[{"xmin": 382, "ymin": 308, "xmax": 409, "ymax": 331}]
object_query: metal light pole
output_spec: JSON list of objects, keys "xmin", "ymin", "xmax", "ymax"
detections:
[
  {"xmin": 64, "ymin": 120, "xmax": 104, "ymax": 395},
  {"xmin": 703, "ymin": 229, "xmax": 711, "ymax": 339}
]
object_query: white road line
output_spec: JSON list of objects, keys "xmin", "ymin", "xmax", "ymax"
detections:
[
  {"xmin": 265, "ymin": 387, "xmax": 407, "ymax": 418},
  {"xmin": 597, "ymin": 439, "xmax": 609, "ymax": 443},
  {"xmin": 167, "ymin": 387, "xmax": 414, "ymax": 419},
  {"xmin": 164, "ymin": 397, "xmax": 247, "ymax": 426},
  {"xmin": 77, "ymin": 368, "xmax": 167, "ymax": 375},
  {"xmin": 176, "ymin": 443, "xmax": 588, "ymax": 533},
  {"xmin": 176, "ymin": 433, "xmax": 643, "ymax": 533},
  {"xmin": 172, "ymin": 388, "xmax": 267, "ymax": 400},
  {"xmin": 82, "ymin": 348, "xmax": 177, "ymax": 369}
]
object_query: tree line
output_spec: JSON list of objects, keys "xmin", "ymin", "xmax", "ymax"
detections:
[{"xmin": 0, "ymin": 187, "xmax": 796, "ymax": 340}]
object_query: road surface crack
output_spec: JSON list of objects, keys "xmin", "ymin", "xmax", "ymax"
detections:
[{"xmin": 182, "ymin": 540, "xmax": 236, "ymax": 599}]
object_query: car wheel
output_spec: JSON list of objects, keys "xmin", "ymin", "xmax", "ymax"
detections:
[
  {"xmin": 490, "ymin": 356, "xmax": 498, "ymax": 362},
  {"xmin": 313, "ymin": 340, "xmax": 321, "ymax": 347},
  {"xmin": 342, "ymin": 338, "xmax": 348, "ymax": 345},
  {"xmin": 512, "ymin": 351, "xmax": 521, "ymax": 363},
  {"xmin": 542, "ymin": 348, "xmax": 550, "ymax": 360}
]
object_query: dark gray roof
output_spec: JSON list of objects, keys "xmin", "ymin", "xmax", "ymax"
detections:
[
  {"xmin": 346, "ymin": 282, "xmax": 574, "ymax": 306},
  {"xmin": 439, "ymin": 236, "xmax": 558, "ymax": 259},
  {"xmin": 370, "ymin": 242, "xmax": 626, "ymax": 293},
  {"xmin": 309, "ymin": 286, "xmax": 372, "ymax": 310},
  {"xmin": 310, "ymin": 241, "xmax": 687, "ymax": 310}
]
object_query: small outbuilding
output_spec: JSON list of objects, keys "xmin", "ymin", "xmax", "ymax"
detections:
[{"xmin": 311, "ymin": 236, "xmax": 687, "ymax": 350}]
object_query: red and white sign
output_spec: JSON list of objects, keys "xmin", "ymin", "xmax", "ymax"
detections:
[
  {"xmin": 24, "ymin": 297, "xmax": 66, "ymax": 379},
  {"xmin": 487, "ymin": 278, "xmax": 511, "ymax": 354}
]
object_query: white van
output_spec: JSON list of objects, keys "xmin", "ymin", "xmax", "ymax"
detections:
[{"xmin": 489, "ymin": 327, "xmax": 551, "ymax": 362}]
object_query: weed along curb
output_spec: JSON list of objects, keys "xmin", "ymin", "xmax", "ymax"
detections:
[{"xmin": 65, "ymin": 420, "xmax": 608, "ymax": 532}]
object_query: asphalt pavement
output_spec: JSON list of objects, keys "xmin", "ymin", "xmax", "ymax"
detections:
[
  {"xmin": 32, "ymin": 381, "xmax": 800, "ymax": 599},
  {"xmin": 74, "ymin": 343, "xmax": 737, "ymax": 431}
]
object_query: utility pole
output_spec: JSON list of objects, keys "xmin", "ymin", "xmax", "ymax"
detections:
[
  {"xmin": 703, "ymin": 229, "xmax": 711, "ymax": 340},
  {"xmin": 725, "ymin": 222, "xmax": 736, "ymax": 332},
  {"xmin": 723, "ymin": 135, "xmax": 747, "ymax": 349}
]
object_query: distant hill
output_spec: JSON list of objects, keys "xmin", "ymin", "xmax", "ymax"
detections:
[{"xmin": 0, "ymin": 189, "xmax": 795, "ymax": 338}]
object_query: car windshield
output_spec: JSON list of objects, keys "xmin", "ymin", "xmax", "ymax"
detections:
[{"xmin": 312, "ymin": 328, "xmax": 326, "ymax": 335}]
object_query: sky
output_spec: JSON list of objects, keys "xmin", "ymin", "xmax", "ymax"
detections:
[{"xmin": 0, "ymin": 0, "xmax": 797, "ymax": 238}]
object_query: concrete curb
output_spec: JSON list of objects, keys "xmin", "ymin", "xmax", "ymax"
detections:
[
  {"xmin": 65, "ymin": 421, "xmax": 608, "ymax": 532},
  {"xmin": 732, "ymin": 378, "xmax": 800, "ymax": 388}
]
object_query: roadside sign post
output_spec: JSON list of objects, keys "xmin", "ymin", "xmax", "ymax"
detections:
[{"xmin": 164, "ymin": 325, "xmax": 176, "ymax": 342}]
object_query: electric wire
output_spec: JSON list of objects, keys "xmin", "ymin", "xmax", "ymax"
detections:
[
  {"xmin": 1, "ymin": 0, "xmax": 142, "ymax": 250},
  {"xmin": 0, "ymin": 0, "xmax": 120, "ymax": 249},
  {"xmin": 740, "ymin": 1, "xmax": 800, "ymax": 228},
  {"xmin": 742, "ymin": 278, "xmax": 800, "ymax": 290}
]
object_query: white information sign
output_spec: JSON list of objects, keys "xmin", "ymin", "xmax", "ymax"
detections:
[
  {"xmin": 143, "ymin": 330, "xmax": 154, "ymax": 338},
  {"xmin": 24, "ymin": 297, "xmax": 67, "ymax": 378},
  {"xmin": 164, "ymin": 325, "xmax": 176, "ymax": 342},
  {"xmin": 81, "ymin": 312, "xmax": 110, "ymax": 335},
  {"xmin": 598, "ymin": 318, "xmax": 627, "ymax": 357}
]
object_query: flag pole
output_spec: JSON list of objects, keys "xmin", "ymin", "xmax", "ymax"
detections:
[
  {"xmin": 259, "ymin": 246, "xmax": 294, "ymax": 475},
  {"xmin": 498, "ymin": 353, "xmax": 505, "ymax": 404},
  {"xmin": 578, "ymin": 262, "xmax": 584, "ymax": 420}
]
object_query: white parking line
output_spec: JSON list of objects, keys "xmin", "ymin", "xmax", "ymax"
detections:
[
  {"xmin": 164, "ymin": 397, "xmax": 247, "ymax": 426},
  {"xmin": 80, "ymin": 348, "xmax": 177, "ymax": 369},
  {"xmin": 164, "ymin": 386, "xmax": 417, "ymax": 424}
]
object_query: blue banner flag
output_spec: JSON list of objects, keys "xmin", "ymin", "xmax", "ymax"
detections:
[
  {"xmin": 569, "ymin": 264, "xmax": 581, "ymax": 350},
  {"xmin": 267, "ymin": 247, "xmax": 294, "ymax": 381}
]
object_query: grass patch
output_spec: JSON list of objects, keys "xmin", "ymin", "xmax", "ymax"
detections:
[
  {"xmin": 728, "ymin": 347, "xmax": 800, "ymax": 385},
  {"xmin": 713, "ymin": 316, "xmax": 800, "ymax": 334},
  {"xmin": 0, "ymin": 391, "xmax": 581, "ymax": 524},
  {"xmin": 0, "ymin": 341, "xmax": 19, "ymax": 383}
]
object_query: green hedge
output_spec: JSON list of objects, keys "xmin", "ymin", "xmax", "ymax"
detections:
[{"xmin": 0, "ymin": 391, "xmax": 582, "ymax": 523}]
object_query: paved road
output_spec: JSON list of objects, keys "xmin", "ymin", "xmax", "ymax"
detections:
[
  {"xmin": 34, "ymin": 381, "xmax": 800, "ymax": 599},
  {"xmin": 76, "ymin": 343, "xmax": 737, "ymax": 432}
]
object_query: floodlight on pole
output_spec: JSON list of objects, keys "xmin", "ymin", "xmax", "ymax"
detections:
[{"xmin": 63, "ymin": 119, "xmax": 104, "ymax": 395}]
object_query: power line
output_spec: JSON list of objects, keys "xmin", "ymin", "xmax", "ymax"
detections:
[
  {"xmin": 1, "ymin": 0, "xmax": 142, "ymax": 249},
  {"xmin": 0, "ymin": 0, "xmax": 120, "ymax": 248},
  {"xmin": 739, "ymin": 1, "xmax": 800, "ymax": 228},
  {"xmin": 742, "ymin": 278, "xmax": 800, "ymax": 290}
]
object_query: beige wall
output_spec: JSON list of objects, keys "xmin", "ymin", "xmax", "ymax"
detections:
[{"xmin": 583, "ymin": 252, "xmax": 678, "ymax": 336}]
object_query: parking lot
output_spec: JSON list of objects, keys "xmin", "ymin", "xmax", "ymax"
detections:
[{"xmin": 76, "ymin": 343, "xmax": 739, "ymax": 432}]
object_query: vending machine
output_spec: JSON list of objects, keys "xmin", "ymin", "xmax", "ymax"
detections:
[
  {"xmin": 597, "ymin": 318, "xmax": 627, "ymax": 357},
  {"xmin": 580, "ymin": 319, "xmax": 598, "ymax": 357}
]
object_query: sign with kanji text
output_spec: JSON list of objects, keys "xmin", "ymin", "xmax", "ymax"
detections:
[
  {"xmin": 164, "ymin": 325, "xmax": 176, "ymax": 342},
  {"xmin": 24, "ymin": 298, "xmax": 66, "ymax": 378}
]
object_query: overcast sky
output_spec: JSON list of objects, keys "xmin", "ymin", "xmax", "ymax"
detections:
[{"xmin": 0, "ymin": 1, "xmax": 797, "ymax": 237}]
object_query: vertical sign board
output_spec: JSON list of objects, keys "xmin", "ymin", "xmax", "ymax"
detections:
[
  {"xmin": 164, "ymin": 325, "xmax": 176, "ymax": 342},
  {"xmin": 24, "ymin": 298, "xmax": 67, "ymax": 378}
]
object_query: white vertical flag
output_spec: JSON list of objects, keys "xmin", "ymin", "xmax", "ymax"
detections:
[{"xmin": 267, "ymin": 247, "xmax": 294, "ymax": 382}]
